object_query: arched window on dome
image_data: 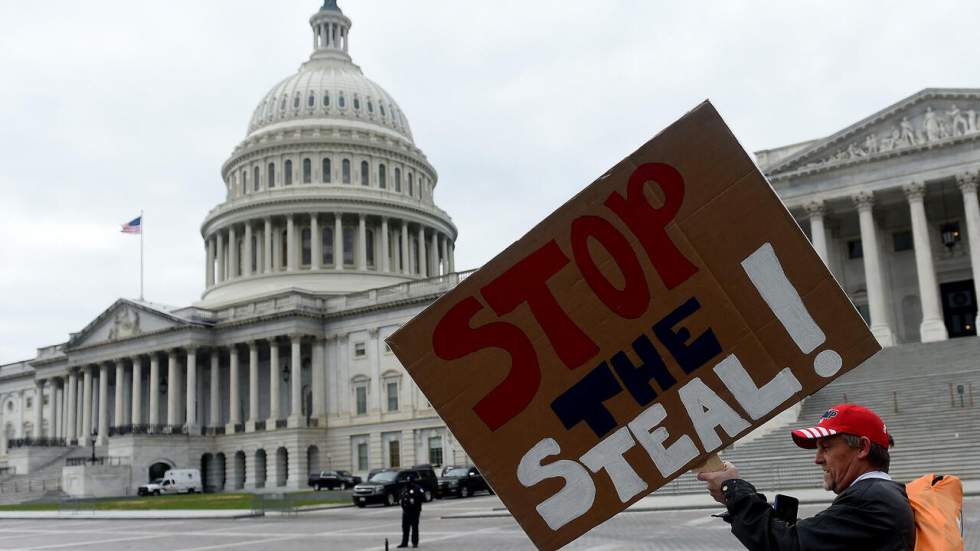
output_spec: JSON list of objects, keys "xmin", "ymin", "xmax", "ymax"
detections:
[
  {"xmin": 308, "ymin": 93, "xmax": 315, "ymax": 108},
  {"xmin": 394, "ymin": 168, "xmax": 401, "ymax": 192},
  {"xmin": 322, "ymin": 227, "xmax": 334, "ymax": 266},
  {"xmin": 254, "ymin": 166, "xmax": 260, "ymax": 192},
  {"xmin": 293, "ymin": 93, "xmax": 301, "ymax": 110},
  {"xmin": 378, "ymin": 164, "xmax": 386, "ymax": 189},
  {"xmin": 280, "ymin": 96, "xmax": 287, "ymax": 111},
  {"xmin": 380, "ymin": 104, "xmax": 386, "ymax": 118},
  {"xmin": 342, "ymin": 159, "xmax": 351, "ymax": 184},
  {"xmin": 322, "ymin": 158, "xmax": 331, "ymax": 183},
  {"xmin": 339, "ymin": 93, "xmax": 346, "ymax": 109},
  {"xmin": 303, "ymin": 158, "xmax": 312, "ymax": 184},
  {"xmin": 367, "ymin": 100, "xmax": 374, "ymax": 114},
  {"xmin": 353, "ymin": 96, "xmax": 361, "ymax": 111},
  {"xmin": 301, "ymin": 228, "xmax": 312, "ymax": 267},
  {"xmin": 323, "ymin": 92, "xmax": 330, "ymax": 108},
  {"xmin": 366, "ymin": 228, "xmax": 375, "ymax": 268},
  {"xmin": 268, "ymin": 163, "xmax": 276, "ymax": 188},
  {"xmin": 408, "ymin": 173, "xmax": 414, "ymax": 197},
  {"xmin": 342, "ymin": 226, "xmax": 355, "ymax": 266},
  {"xmin": 241, "ymin": 170, "xmax": 248, "ymax": 195},
  {"xmin": 360, "ymin": 161, "xmax": 369, "ymax": 186},
  {"xmin": 284, "ymin": 160, "xmax": 293, "ymax": 186}
]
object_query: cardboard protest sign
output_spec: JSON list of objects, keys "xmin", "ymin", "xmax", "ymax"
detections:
[{"xmin": 386, "ymin": 101, "xmax": 881, "ymax": 550}]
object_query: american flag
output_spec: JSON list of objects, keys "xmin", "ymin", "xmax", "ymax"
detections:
[{"xmin": 121, "ymin": 216, "xmax": 142, "ymax": 234}]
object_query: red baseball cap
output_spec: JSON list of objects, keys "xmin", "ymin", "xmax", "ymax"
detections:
[{"xmin": 791, "ymin": 404, "xmax": 890, "ymax": 449}]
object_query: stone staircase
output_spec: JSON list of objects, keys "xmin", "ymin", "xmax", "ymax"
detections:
[
  {"xmin": 659, "ymin": 338, "xmax": 980, "ymax": 494},
  {"xmin": 0, "ymin": 447, "xmax": 94, "ymax": 504}
]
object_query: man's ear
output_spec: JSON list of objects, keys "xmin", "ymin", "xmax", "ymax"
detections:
[{"xmin": 856, "ymin": 436, "xmax": 872, "ymax": 460}]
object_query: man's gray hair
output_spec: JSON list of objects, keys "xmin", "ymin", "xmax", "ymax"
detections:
[{"xmin": 840, "ymin": 433, "xmax": 893, "ymax": 472}]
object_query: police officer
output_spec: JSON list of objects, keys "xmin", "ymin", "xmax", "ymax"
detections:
[{"xmin": 397, "ymin": 474, "xmax": 423, "ymax": 548}]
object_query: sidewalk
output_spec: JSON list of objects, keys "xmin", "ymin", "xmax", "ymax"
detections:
[{"xmin": 0, "ymin": 502, "xmax": 351, "ymax": 520}]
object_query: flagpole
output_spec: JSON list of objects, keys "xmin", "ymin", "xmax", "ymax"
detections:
[{"xmin": 140, "ymin": 209, "xmax": 144, "ymax": 301}]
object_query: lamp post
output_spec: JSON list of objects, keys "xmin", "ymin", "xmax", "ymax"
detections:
[{"xmin": 89, "ymin": 430, "xmax": 97, "ymax": 464}]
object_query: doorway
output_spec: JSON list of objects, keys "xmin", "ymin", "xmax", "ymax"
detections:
[
  {"xmin": 148, "ymin": 461, "xmax": 171, "ymax": 483},
  {"xmin": 940, "ymin": 280, "xmax": 977, "ymax": 338}
]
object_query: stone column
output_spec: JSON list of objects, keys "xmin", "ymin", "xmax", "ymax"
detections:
[
  {"xmin": 48, "ymin": 379, "xmax": 59, "ymax": 437},
  {"xmin": 53, "ymin": 380, "xmax": 62, "ymax": 438},
  {"xmin": 228, "ymin": 345, "xmax": 241, "ymax": 428},
  {"xmin": 228, "ymin": 226, "xmax": 239, "ymax": 279},
  {"xmin": 66, "ymin": 370, "xmax": 77, "ymax": 443},
  {"xmin": 805, "ymin": 201, "xmax": 829, "ymax": 266},
  {"xmin": 380, "ymin": 217, "xmax": 390, "ymax": 273},
  {"xmin": 186, "ymin": 347, "xmax": 198, "ymax": 431},
  {"xmin": 334, "ymin": 214, "xmax": 344, "ymax": 270},
  {"xmin": 131, "ymin": 357, "xmax": 143, "ymax": 426},
  {"xmin": 149, "ymin": 354, "xmax": 160, "ymax": 426},
  {"xmin": 286, "ymin": 215, "xmax": 297, "ymax": 272},
  {"xmin": 16, "ymin": 390, "xmax": 25, "ymax": 439},
  {"xmin": 289, "ymin": 335, "xmax": 302, "ymax": 426},
  {"xmin": 401, "ymin": 221, "xmax": 410, "ymax": 275},
  {"xmin": 904, "ymin": 182, "xmax": 948, "ymax": 342},
  {"xmin": 418, "ymin": 226, "xmax": 428, "ymax": 277},
  {"xmin": 430, "ymin": 231, "xmax": 439, "ymax": 275},
  {"xmin": 244, "ymin": 222, "xmax": 254, "ymax": 277},
  {"xmin": 958, "ymin": 173, "xmax": 980, "ymax": 312},
  {"xmin": 853, "ymin": 191, "xmax": 896, "ymax": 346},
  {"xmin": 113, "ymin": 361, "xmax": 124, "ymax": 429},
  {"xmin": 210, "ymin": 350, "xmax": 221, "ymax": 427},
  {"xmin": 358, "ymin": 214, "xmax": 368, "ymax": 270},
  {"xmin": 207, "ymin": 237, "xmax": 215, "ymax": 288},
  {"xmin": 97, "ymin": 364, "xmax": 109, "ymax": 445},
  {"xmin": 313, "ymin": 337, "xmax": 327, "ymax": 420},
  {"xmin": 216, "ymin": 231, "xmax": 225, "ymax": 283},
  {"xmin": 81, "ymin": 368, "xmax": 93, "ymax": 438},
  {"xmin": 264, "ymin": 217, "xmax": 273, "ymax": 274},
  {"xmin": 311, "ymin": 214, "xmax": 321, "ymax": 270},
  {"xmin": 166, "ymin": 350, "xmax": 178, "ymax": 426},
  {"xmin": 269, "ymin": 339, "xmax": 281, "ymax": 423},
  {"xmin": 448, "ymin": 242, "xmax": 455, "ymax": 273},
  {"xmin": 247, "ymin": 341, "xmax": 259, "ymax": 428},
  {"xmin": 33, "ymin": 380, "xmax": 44, "ymax": 438},
  {"xmin": 439, "ymin": 234, "xmax": 448, "ymax": 275}
]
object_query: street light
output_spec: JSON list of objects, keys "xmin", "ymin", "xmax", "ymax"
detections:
[{"xmin": 89, "ymin": 430, "xmax": 97, "ymax": 464}]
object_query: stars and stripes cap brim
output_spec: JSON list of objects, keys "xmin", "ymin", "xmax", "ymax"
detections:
[{"xmin": 791, "ymin": 425, "xmax": 839, "ymax": 449}]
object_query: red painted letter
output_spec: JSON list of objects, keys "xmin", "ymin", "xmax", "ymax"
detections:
[
  {"xmin": 571, "ymin": 215, "xmax": 650, "ymax": 319},
  {"xmin": 432, "ymin": 296, "xmax": 540, "ymax": 431},
  {"xmin": 604, "ymin": 163, "xmax": 697, "ymax": 290},
  {"xmin": 481, "ymin": 240, "xmax": 599, "ymax": 370}
]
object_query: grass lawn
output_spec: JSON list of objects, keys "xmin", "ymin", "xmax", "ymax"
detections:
[{"xmin": 0, "ymin": 491, "xmax": 349, "ymax": 512}]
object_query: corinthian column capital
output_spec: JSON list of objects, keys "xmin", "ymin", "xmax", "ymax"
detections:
[
  {"xmin": 957, "ymin": 172, "xmax": 979, "ymax": 194},
  {"xmin": 902, "ymin": 181, "xmax": 926, "ymax": 201},
  {"xmin": 852, "ymin": 191, "xmax": 875, "ymax": 211}
]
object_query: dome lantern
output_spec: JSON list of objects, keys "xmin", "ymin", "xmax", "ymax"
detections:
[{"xmin": 309, "ymin": 0, "xmax": 352, "ymax": 62}]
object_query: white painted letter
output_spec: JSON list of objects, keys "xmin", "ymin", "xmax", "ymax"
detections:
[
  {"xmin": 580, "ymin": 426, "xmax": 647, "ymax": 503},
  {"xmin": 713, "ymin": 354, "xmax": 802, "ymax": 420},
  {"xmin": 517, "ymin": 438, "xmax": 596, "ymax": 531},
  {"xmin": 628, "ymin": 402, "xmax": 699, "ymax": 477},
  {"xmin": 678, "ymin": 377, "xmax": 751, "ymax": 452}
]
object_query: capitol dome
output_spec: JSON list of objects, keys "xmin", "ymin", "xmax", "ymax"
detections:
[{"xmin": 198, "ymin": 0, "xmax": 457, "ymax": 308}]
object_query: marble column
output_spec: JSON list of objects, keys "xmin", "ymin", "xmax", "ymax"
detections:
[
  {"xmin": 289, "ymin": 335, "xmax": 302, "ymax": 425},
  {"xmin": 131, "ymin": 357, "xmax": 143, "ymax": 426},
  {"xmin": 229, "ymin": 226, "xmax": 239, "ymax": 279},
  {"xmin": 269, "ymin": 340, "xmax": 281, "ymax": 423},
  {"xmin": 81, "ymin": 367, "xmax": 93, "ymax": 438},
  {"xmin": 853, "ymin": 191, "xmax": 896, "ymax": 346},
  {"xmin": 904, "ymin": 182, "xmax": 948, "ymax": 342},
  {"xmin": 439, "ymin": 235, "xmax": 447, "ymax": 275},
  {"xmin": 418, "ymin": 226, "xmax": 428, "ymax": 278},
  {"xmin": 186, "ymin": 347, "xmax": 198, "ymax": 431},
  {"xmin": 805, "ymin": 201, "xmax": 830, "ymax": 266},
  {"xmin": 357, "ymin": 214, "xmax": 367, "ymax": 270},
  {"xmin": 401, "ymin": 221, "xmax": 410, "ymax": 274},
  {"xmin": 334, "ymin": 214, "xmax": 344, "ymax": 270},
  {"xmin": 207, "ymin": 238, "xmax": 215, "ymax": 288},
  {"xmin": 16, "ymin": 390, "xmax": 25, "ymax": 438},
  {"xmin": 113, "ymin": 360, "xmax": 124, "ymax": 429},
  {"xmin": 48, "ymin": 379, "xmax": 58, "ymax": 437},
  {"xmin": 248, "ymin": 341, "xmax": 259, "ymax": 427},
  {"xmin": 264, "ymin": 217, "xmax": 273, "ymax": 273},
  {"xmin": 381, "ymin": 217, "xmax": 390, "ymax": 273},
  {"xmin": 97, "ymin": 364, "xmax": 109, "ymax": 445},
  {"xmin": 244, "ymin": 222, "xmax": 254, "ymax": 277},
  {"xmin": 448, "ymin": 242, "xmax": 455, "ymax": 273},
  {"xmin": 216, "ymin": 231, "xmax": 226, "ymax": 283},
  {"xmin": 167, "ymin": 350, "xmax": 178, "ymax": 426},
  {"xmin": 33, "ymin": 380, "xmax": 44, "ymax": 438},
  {"xmin": 311, "ymin": 214, "xmax": 321, "ymax": 270},
  {"xmin": 66, "ymin": 370, "xmax": 77, "ymax": 443},
  {"xmin": 54, "ymin": 381, "xmax": 62, "ymax": 438},
  {"xmin": 229, "ymin": 345, "xmax": 241, "ymax": 427},
  {"xmin": 286, "ymin": 215, "xmax": 297, "ymax": 272},
  {"xmin": 149, "ymin": 354, "xmax": 160, "ymax": 426},
  {"xmin": 958, "ymin": 173, "xmax": 980, "ymax": 314},
  {"xmin": 210, "ymin": 350, "xmax": 221, "ymax": 428}
]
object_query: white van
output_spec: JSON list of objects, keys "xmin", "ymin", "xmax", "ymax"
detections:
[{"xmin": 138, "ymin": 468, "xmax": 203, "ymax": 496}]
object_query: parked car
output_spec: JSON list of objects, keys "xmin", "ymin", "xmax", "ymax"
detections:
[
  {"xmin": 308, "ymin": 470, "xmax": 344, "ymax": 491},
  {"xmin": 351, "ymin": 466, "xmax": 438, "ymax": 508},
  {"xmin": 336, "ymin": 470, "xmax": 362, "ymax": 487},
  {"xmin": 440, "ymin": 464, "xmax": 463, "ymax": 476},
  {"xmin": 137, "ymin": 469, "xmax": 203, "ymax": 496},
  {"xmin": 437, "ymin": 466, "xmax": 493, "ymax": 498}
]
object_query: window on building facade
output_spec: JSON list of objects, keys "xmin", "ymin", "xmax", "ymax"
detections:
[
  {"xmin": 322, "ymin": 227, "xmax": 334, "ymax": 265},
  {"xmin": 301, "ymin": 228, "xmax": 312, "ymax": 266},
  {"xmin": 386, "ymin": 381, "xmax": 398, "ymax": 412},
  {"xmin": 368, "ymin": 100, "xmax": 374, "ymax": 113},
  {"xmin": 354, "ymin": 342, "xmax": 366, "ymax": 357},
  {"xmin": 388, "ymin": 439, "xmax": 400, "ymax": 468},
  {"xmin": 847, "ymin": 239, "xmax": 863, "ymax": 259},
  {"xmin": 366, "ymin": 229, "xmax": 375, "ymax": 267},
  {"xmin": 378, "ymin": 164, "xmax": 386, "ymax": 189},
  {"xmin": 354, "ymin": 96, "xmax": 360, "ymax": 110},
  {"xmin": 357, "ymin": 442, "xmax": 368, "ymax": 470},
  {"xmin": 428, "ymin": 436, "xmax": 443, "ymax": 466},
  {"xmin": 42, "ymin": 395, "xmax": 49, "ymax": 406},
  {"xmin": 25, "ymin": 398, "xmax": 31, "ymax": 408},
  {"xmin": 268, "ymin": 163, "xmax": 276, "ymax": 188},
  {"xmin": 303, "ymin": 158, "xmax": 312, "ymax": 184},
  {"xmin": 355, "ymin": 386, "xmax": 367, "ymax": 415},
  {"xmin": 342, "ymin": 159, "xmax": 351, "ymax": 183},
  {"xmin": 280, "ymin": 230, "xmax": 288, "ymax": 269},
  {"xmin": 323, "ymin": 92, "xmax": 330, "ymax": 107},
  {"xmin": 394, "ymin": 168, "xmax": 401, "ymax": 192},
  {"xmin": 380, "ymin": 104, "xmax": 386, "ymax": 118},
  {"xmin": 242, "ymin": 170, "xmax": 248, "ymax": 194},
  {"xmin": 361, "ymin": 161, "xmax": 369, "ymax": 186},
  {"xmin": 408, "ymin": 173, "xmax": 414, "ymax": 196},
  {"xmin": 893, "ymin": 231, "xmax": 913, "ymax": 252},
  {"xmin": 322, "ymin": 158, "xmax": 331, "ymax": 183},
  {"xmin": 285, "ymin": 160, "xmax": 293, "ymax": 186},
  {"xmin": 343, "ymin": 226, "xmax": 355, "ymax": 265},
  {"xmin": 308, "ymin": 93, "xmax": 315, "ymax": 107},
  {"xmin": 339, "ymin": 93, "xmax": 346, "ymax": 109},
  {"xmin": 254, "ymin": 166, "xmax": 260, "ymax": 191}
]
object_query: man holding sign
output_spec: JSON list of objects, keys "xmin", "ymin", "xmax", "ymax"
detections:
[
  {"xmin": 699, "ymin": 404, "xmax": 915, "ymax": 550},
  {"xmin": 387, "ymin": 101, "xmax": 882, "ymax": 550}
]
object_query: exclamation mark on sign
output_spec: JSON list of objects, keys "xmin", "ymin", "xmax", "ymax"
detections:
[{"xmin": 741, "ymin": 243, "xmax": 843, "ymax": 378}]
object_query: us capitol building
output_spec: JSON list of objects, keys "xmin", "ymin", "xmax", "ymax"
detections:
[{"xmin": 2, "ymin": 2, "xmax": 979, "ymax": 495}]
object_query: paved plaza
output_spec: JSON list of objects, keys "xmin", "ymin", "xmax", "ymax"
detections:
[{"xmin": 0, "ymin": 495, "xmax": 976, "ymax": 550}]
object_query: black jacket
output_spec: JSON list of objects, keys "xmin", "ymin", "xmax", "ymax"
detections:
[
  {"xmin": 721, "ymin": 477, "xmax": 915, "ymax": 551},
  {"xmin": 400, "ymin": 483, "xmax": 424, "ymax": 514}
]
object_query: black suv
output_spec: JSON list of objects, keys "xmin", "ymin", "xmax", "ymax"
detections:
[
  {"xmin": 351, "ymin": 465, "xmax": 438, "ymax": 507},
  {"xmin": 437, "ymin": 466, "xmax": 492, "ymax": 498}
]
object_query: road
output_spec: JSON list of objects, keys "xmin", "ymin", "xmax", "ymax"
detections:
[{"xmin": 0, "ymin": 495, "xmax": 975, "ymax": 550}]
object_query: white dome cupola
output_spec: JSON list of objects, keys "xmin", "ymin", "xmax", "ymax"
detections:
[{"xmin": 198, "ymin": 1, "xmax": 457, "ymax": 308}]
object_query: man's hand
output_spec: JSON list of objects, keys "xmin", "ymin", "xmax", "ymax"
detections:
[{"xmin": 696, "ymin": 461, "xmax": 739, "ymax": 505}]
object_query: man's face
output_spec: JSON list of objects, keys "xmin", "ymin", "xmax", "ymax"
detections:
[{"xmin": 814, "ymin": 435, "xmax": 864, "ymax": 493}]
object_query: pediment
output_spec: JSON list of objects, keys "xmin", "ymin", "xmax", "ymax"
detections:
[
  {"xmin": 67, "ymin": 299, "xmax": 195, "ymax": 349},
  {"xmin": 765, "ymin": 88, "xmax": 980, "ymax": 177}
]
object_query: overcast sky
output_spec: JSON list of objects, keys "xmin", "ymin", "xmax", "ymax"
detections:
[{"xmin": 3, "ymin": 0, "xmax": 980, "ymax": 363}]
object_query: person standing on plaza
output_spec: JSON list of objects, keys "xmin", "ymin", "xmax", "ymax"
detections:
[
  {"xmin": 397, "ymin": 475, "xmax": 424, "ymax": 548},
  {"xmin": 698, "ymin": 404, "xmax": 916, "ymax": 550}
]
